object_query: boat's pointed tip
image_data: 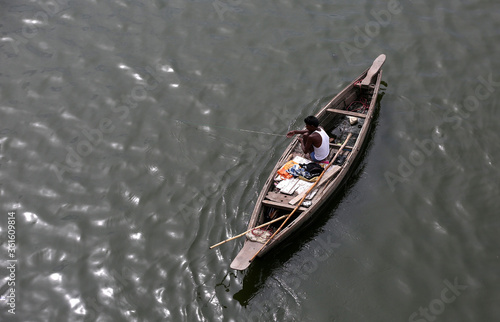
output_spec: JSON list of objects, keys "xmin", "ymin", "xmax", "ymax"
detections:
[
  {"xmin": 230, "ymin": 240, "xmax": 262, "ymax": 270},
  {"xmin": 230, "ymin": 261, "xmax": 252, "ymax": 271}
]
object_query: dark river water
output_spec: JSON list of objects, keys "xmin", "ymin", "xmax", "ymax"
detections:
[{"xmin": 1, "ymin": 0, "xmax": 499, "ymax": 321}]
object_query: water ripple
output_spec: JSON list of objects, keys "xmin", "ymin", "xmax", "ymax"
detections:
[{"xmin": 1, "ymin": 0, "xmax": 499, "ymax": 321}]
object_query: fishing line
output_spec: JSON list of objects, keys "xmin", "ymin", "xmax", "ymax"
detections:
[{"xmin": 175, "ymin": 119, "xmax": 287, "ymax": 137}]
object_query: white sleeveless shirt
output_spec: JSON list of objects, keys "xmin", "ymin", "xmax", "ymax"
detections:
[{"xmin": 313, "ymin": 127, "xmax": 330, "ymax": 161}]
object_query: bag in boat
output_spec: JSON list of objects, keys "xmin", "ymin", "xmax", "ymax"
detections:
[
  {"xmin": 286, "ymin": 163, "xmax": 324, "ymax": 181},
  {"xmin": 246, "ymin": 228, "xmax": 272, "ymax": 243},
  {"xmin": 301, "ymin": 163, "xmax": 324, "ymax": 176}
]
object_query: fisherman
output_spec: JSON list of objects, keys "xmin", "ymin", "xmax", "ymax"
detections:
[{"xmin": 286, "ymin": 115, "xmax": 330, "ymax": 162}]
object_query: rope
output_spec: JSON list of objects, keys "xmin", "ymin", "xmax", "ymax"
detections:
[{"xmin": 175, "ymin": 119, "xmax": 287, "ymax": 137}]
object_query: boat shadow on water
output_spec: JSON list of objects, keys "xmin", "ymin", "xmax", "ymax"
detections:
[{"xmin": 231, "ymin": 85, "xmax": 387, "ymax": 307}]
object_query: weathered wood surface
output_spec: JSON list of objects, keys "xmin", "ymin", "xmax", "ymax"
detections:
[
  {"xmin": 329, "ymin": 143, "xmax": 354, "ymax": 149},
  {"xmin": 262, "ymin": 199, "xmax": 308, "ymax": 212},
  {"xmin": 230, "ymin": 240, "xmax": 263, "ymax": 270},
  {"xmin": 360, "ymin": 54, "xmax": 386, "ymax": 87},
  {"xmin": 265, "ymin": 191, "xmax": 297, "ymax": 203},
  {"xmin": 326, "ymin": 108, "xmax": 367, "ymax": 118}
]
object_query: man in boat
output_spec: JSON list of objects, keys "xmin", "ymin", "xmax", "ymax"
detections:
[{"xmin": 286, "ymin": 115, "xmax": 330, "ymax": 162}]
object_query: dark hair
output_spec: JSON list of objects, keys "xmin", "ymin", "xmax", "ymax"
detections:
[{"xmin": 304, "ymin": 115, "xmax": 319, "ymax": 127}]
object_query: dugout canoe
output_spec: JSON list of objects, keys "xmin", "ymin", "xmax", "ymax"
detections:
[{"xmin": 230, "ymin": 54, "xmax": 386, "ymax": 270}]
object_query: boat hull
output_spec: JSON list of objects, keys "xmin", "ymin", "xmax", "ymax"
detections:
[{"xmin": 230, "ymin": 55, "xmax": 386, "ymax": 270}]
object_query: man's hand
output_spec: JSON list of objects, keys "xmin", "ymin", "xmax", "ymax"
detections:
[{"xmin": 286, "ymin": 130, "xmax": 296, "ymax": 138}]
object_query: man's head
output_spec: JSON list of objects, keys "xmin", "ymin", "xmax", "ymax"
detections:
[{"xmin": 304, "ymin": 115, "xmax": 319, "ymax": 131}]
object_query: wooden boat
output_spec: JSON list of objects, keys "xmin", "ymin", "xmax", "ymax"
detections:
[{"xmin": 230, "ymin": 54, "xmax": 386, "ymax": 270}]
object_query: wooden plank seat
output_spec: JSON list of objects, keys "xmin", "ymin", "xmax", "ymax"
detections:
[
  {"xmin": 326, "ymin": 108, "xmax": 367, "ymax": 118},
  {"xmin": 266, "ymin": 191, "xmax": 295, "ymax": 203},
  {"xmin": 262, "ymin": 199, "xmax": 309, "ymax": 212},
  {"xmin": 330, "ymin": 143, "xmax": 354, "ymax": 149}
]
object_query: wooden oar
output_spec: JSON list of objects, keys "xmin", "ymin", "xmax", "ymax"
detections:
[
  {"xmin": 209, "ymin": 214, "xmax": 289, "ymax": 249},
  {"xmin": 250, "ymin": 133, "xmax": 353, "ymax": 262}
]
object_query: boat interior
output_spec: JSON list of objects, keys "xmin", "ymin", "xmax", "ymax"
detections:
[{"xmin": 247, "ymin": 81, "xmax": 377, "ymax": 241}]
